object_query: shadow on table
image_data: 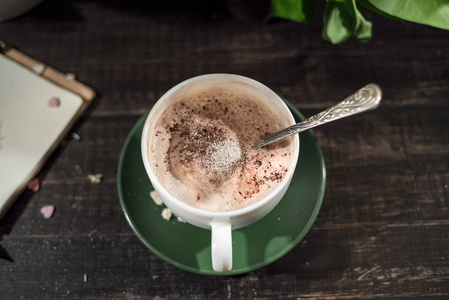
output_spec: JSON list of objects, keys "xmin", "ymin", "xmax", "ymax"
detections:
[
  {"xmin": 261, "ymin": 230, "xmax": 351, "ymax": 278},
  {"xmin": 16, "ymin": 0, "xmax": 274, "ymax": 30},
  {"xmin": 0, "ymin": 142, "xmax": 67, "ymax": 263},
  {"xmin": 19, "ymin": 0, "xmax": 84, "ymax": 22},
  {"xmin": 0, "ymin": 188, "xmax": 40, "ymax": 263},
  {"xmin": 101, "ymin": 0, "xmax": 270, "ymax": 23},
  {"xmin": 0, "ymin": 89, "xmax": 100, "ymax": 264}
]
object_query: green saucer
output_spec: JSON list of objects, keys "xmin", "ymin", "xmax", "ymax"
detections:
[{"xmin": 118, "ymin": 100, "xmax": 326, "ymax": 275}]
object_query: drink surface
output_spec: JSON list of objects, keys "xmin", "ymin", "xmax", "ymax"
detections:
[{"xmin": 149, "ymin": 87, "xmax": 293, "ymax": 212}]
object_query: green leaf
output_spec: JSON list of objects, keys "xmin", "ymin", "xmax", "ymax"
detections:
[
  {"xmin": 322, "ymin": 3, "xmax": 351, "ymax": 43},
  {"xmin": 364, "ymin": 0, "xmax": 449, "ymax": 30},
  {"xmin": 354, "ymin": 9, "xmax": 373, "ymax": 42},
  {"xmin": 269, "ymin": 0, "xmax": 318, "ymax": 23},
  {"xmin": 356, "ymin": 0, "xmax": 401, "ymax": 21},
  {"xmin": 322, "ymin": 0, "xmax": 373, "ymax": 44}
]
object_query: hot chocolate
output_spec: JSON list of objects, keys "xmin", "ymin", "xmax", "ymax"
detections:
[{"xmin": 148, "ymin": 87, "xmax": 293, "ymax": 212}]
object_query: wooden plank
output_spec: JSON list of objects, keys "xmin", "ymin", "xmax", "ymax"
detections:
[
  {"xmin": 1, "ymin": 1, "xmax": 448, "ymax": 298},
  {"xmin": 0, "ymin": 3, "xmax": 447, "ymax": 116},
  {"xmin": 0, "ymin": 106, "xmax": 447, "ymax": 237},
  {"xmin": 0, "ymin": 226, "xmax": 448, "ymax": 299}
]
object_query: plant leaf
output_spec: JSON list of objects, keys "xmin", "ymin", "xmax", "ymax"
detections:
[
  {"xmin": 322, "ymin": 0, "xmax": 373, "ymax": 44},
  {"xmin": 354, "ymin": 9, "xmax": 373, "ymax": 42},
  {"xmin": 269, "ymin": 0, "xmax": 318, "ymax": 23},
  {"xmin": 322, "ymin": 2, "xmax": 351, "ymax": 43},
  {"xmin": 366, "ymin": 0, "xmax": 449, "ymax": 30},
  {"xmin": 356, "ymin": 0, "xmax": 401, "ymax": 21}
]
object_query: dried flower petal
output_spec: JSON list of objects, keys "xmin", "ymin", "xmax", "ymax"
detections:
[
  {"xmin": 40, "ymin": 205, "xmax": 55, "ymax": 219},
  {"xmin": 72, "ymin": 133, "xmax": 81, "ymax": 141},
  {"xmin": 161, "ymin": 208, "xmax": 173, "ymax": 221},
  {"xmin": 150, "ymin": 190, "xmax": 163, "ymax": 206},
  {"xmin": 87, "ymin": 173, "xmax": 103, "ymax": 184},
  {"xmin": 48, "ymin": 97, "xmax": 61, "ymax": 108},
  {"xmin": 27, "ymin": 178, "xmax": 40, "ymax": 192}
]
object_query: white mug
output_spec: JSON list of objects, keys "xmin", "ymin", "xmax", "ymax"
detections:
[{"xmin": 141, "ymin": 74, "xmax": 300, "ymax": 272}]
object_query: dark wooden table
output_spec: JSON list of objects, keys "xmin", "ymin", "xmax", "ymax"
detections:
[{"xmin": 1, "ymin": 1, "xmax": 448, "ymax": 299}]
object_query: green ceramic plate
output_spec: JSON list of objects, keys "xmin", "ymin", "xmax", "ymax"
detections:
[{"xmin": 118, "ymin": 99, "xmax": 326, "ymax": 275}]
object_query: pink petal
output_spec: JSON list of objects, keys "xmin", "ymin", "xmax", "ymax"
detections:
[
  {"xmin": 48, "ymin": 97, "xmax": 61, "ymax": 107},
  {"xmin": 40, "ymin": 205, "xmax": 55, "ymax": 219},
  {"xmin": 27, "ymin": 178, "xmax": 40, "ymax": 192}
]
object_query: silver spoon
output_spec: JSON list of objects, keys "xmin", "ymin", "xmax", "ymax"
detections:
[{"xmin": 253, "ymin": 84, "xmax": 382, "ymax": 149}]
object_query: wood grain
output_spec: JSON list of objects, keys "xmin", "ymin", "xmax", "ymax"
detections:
[
  {"xmin": 2, "ymin": 1, "xmax": 448, "ymax": 116},
  {"xmin": 1, "ymin": 0, "xmax": 448, "ymax": 299}
]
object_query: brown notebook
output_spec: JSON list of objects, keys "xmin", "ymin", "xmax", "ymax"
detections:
[{"xmin": 0, "ymin": 41, "xmax": 95, "ymax": 219}]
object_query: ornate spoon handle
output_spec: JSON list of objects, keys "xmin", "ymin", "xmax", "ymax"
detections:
[{"xmin": 253, "ymin": 83, "xmax": 382, "ymax": 149}]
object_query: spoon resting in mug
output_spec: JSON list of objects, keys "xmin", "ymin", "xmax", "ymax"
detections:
[{"xmin": 253, "ymin": 84, "xmax": 382, "ymax": 149}]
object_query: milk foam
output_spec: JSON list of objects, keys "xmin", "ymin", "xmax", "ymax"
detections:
[{"xmin": 149, "ymin": 87, "xmax": 293, "ymax": 212}]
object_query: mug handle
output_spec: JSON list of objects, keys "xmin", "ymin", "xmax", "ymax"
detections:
[{"xmin": 211, "ymin": 218, "xmax": 232, "ymax": 272}]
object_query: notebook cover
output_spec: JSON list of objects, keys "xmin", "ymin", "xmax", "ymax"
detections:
[{"xmin": 0, "ymin": 41, "xmax": 95, "ymax": 219}]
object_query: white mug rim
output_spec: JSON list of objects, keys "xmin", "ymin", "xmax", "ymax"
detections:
[{"xmin": 141, "ymin": 73, "xmax": 300, "ymax": 219}]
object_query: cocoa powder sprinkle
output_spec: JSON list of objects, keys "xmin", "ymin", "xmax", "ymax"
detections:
[{"xmin": 149, "ymin": 87, "xmax": 292, "ymax": 211}]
